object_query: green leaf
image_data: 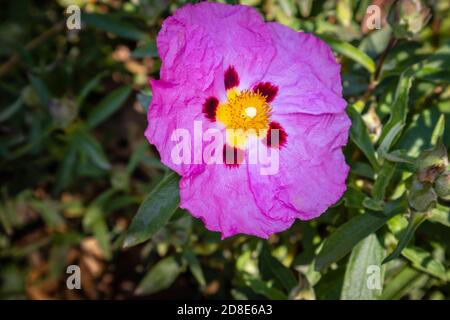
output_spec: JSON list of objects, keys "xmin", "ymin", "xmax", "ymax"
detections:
[
  {"xmin": 341, "ymin": 233, "xmax": 385, "ymax": 300},
  {"xmin": 86, "ymin": 86, "xmax": 131, "ymax": 129},
  {"xmin": 76, "ymin": 131, "xmax": 111, "ymax": 170},
  {"xmin": 383, "ymin": 149, "xmax": 415, "ymax": 165},
  {"xmin": 315, "ymin": 196, "xmax": 407, "ymax": 271},
  {"xmin": 242, "ymin": 273, "xmax": 287, "ymax": 300},
  {"xmin": 319, "ymin": 35, "xmax": 376, "ymax": 73},
  {"xmin": 347, "ymin": 105, "xmax": 379, "ymax": 170},
  {"xmin": 123, "ymin": 171, "xmax": 180, "ymax": 247},
  {"xmin": 298, "ymin": 0, "xmax": 313, "ymax": 17},
  {"xmin": 0, "ymin": 97, "xmax": 22, "ymax": 122},
  {"xmin": 82, "ymin": 189, "xmax": 116, "ymax": 260},
  {"xmin": 135, "ymin": 256, "xmax": 181, "ymax": 296},
  {"xmin": 183, "ymin": 250, "xmax": 206, "ymax": 288},
  {"xmin": 415, "ymin": 41, "xmax": 450, "ymax": 82},
  {"xmin": 378, "ymin": 71, "xmax": 414, "ymax": 145},
  {"xmin": 372, "ymin": 161, "xmax": 396, "ymax": 201},
  {"xmin": 377, "ymin": 123, "xmax": 404, "ymax": 158},
  {"xmin": 343, "ymin": 186, "xmax": 366, "ymax": 208},
  {"xmin": 362, "ymin": 197, "xmax": 384, "ymax": 211},
  {"xmin": 54, "ymin": 141, "xmax": 78, "ymax": 194},
  {"xmin": 380, "ymin": 266, "xmax": 425, "ymax": 300},
  {"xmin": 29, "ymin": 74, "xmax": 50, "ymax": 106},
  {"xmin": 430, "ymin": 114, "xmax": 445, "ymax": 146},
  {"xmin": 260, "ymin": 245, "xmax": 297, "ymax": 292},
  {"xmin": 402, "ymin": 246, "xmax": 447, "ymax": 281},
  {"xmin": 429, "ymin": 205, "xmax": 450, "ymax": 227},
  {"xmin": 126, "ymin": 141, "xmax": 148, "ymax": 175},
  {"xmin": 383, "ymin": 211, "xmax": 427, "ymax": 264},
  {"xmin": 76, "ymin": 72, "xmax": 107, "ymax": 107},
  {"xmin": 30, "ymin": 200, "xmax": 65, "ymax": 228},
  {"xmin": 83, "ymin": 13, "xmax": 147, "ymax": 41}
]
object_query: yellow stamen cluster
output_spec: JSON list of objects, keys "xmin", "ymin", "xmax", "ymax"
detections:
[{"xmin": 216, "ymin": 89, "xmax": 271, "ymax": 148}]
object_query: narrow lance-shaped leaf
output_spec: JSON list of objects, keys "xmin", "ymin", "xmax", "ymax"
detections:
[
  {"xmin": 402, "ymin": 246, "xmax": 447, "ymax": 281},
  {"xmin": 76, "ymin": 131, "xmax": 111, "ymax": 170},
  {"xmin": 319, "ymin": 35, "xmax": 376, "ymax": 73},
  {"xmin": 341, "ymin": 233, "xmax": 385, "ymax": 300},
  {"xmin": 372, "ymin": 161, "xmax": 396, "ymax": 201},
  {"xmin": 315, "ymin": 196, "xmax": 407, "ymax": 271},
  {"xmin": 126, "ymin": 141, "xmax": 148, "ymax": 176},
  {"xmin": 86, "ymin": 86, "xmax": 131, "ymax": 129},
  {"xmin": 135, "ymin": 256, "xmax": 182, "ymax": 296},
  {"xmin": 347, "ymin": 104, "xmax": 380, "ymax": 170},
  {"xmin": 123, "ymin": 171, "xmax": 180, "ymax": 247},
  {"xmin": 82, "ymin": 13, "xmax": 148, "ymax": 41},
  {"xmin": 54, "ymin": 141, "xmax": 78, "ymax": 194},
  {"xmin": 0, "ymin": 97, "xmax": 22, "ymax": 122},
  {"xmin": 82, "ymin": 189, "xmax": 117, "ymax": 260},
  {"xmin": 260, "ymin": 244, "xmax": 297, "ymax": 292},
  {"xmin": 430, "ymin": 114, "xmax": 445, "ymax": 146},
  {"xmin": 378, "ymin": 70, "xmax": 414, "ymax": 145},
  {"xmin": 182, "ymin": 250, "xmax": 206, "ymax": 288},
  {"xmin": 76, "ymin": 71, "xmax": 107, "ymax": 107},
  {"xmin": 383, "ymin": 211, "xmax": 427, "ymax": 264},
  {"xmin": 29, "ymin": 74, "xmax": 51, "ymax": 106},
  {"xmin": 428, "ymin": 204, "xmax": 450, "ymax": 227},
  {"xmin": 242, "ymin": 273, "xmax": 287, "ymax": 300},
  {"xmin": 377, "ymin": 122, "xmax": 404, "ymax": 158},
  {"xmin": 380, "ymin": 266, "xmax": 424, "ymax": 300}
]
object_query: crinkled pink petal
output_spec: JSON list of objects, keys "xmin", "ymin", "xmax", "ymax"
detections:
[
  {"xmin": 179, "ymin": 163, "xmax": 294, "ymax": 239},
  {"xmin": 247, "ymin": 112, "xmax": 351, "ymax": 221},
  {"xmin": 169, "ymin": 2, "xmax": 276, "ymax": 98},
  {"xmin": 254, "ymin": 23, "xmax": 346, "ymax": 115},
  {"xmin": 145, "ymin": 80, "xmax": 207, "ymax": 177}
]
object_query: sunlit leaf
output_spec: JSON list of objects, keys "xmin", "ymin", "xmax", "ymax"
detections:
[
  {"xmin": 402, "ymin": 246, "xmax": 447, "ymax": 281},
  {"xmin": 123, "ymin": 171, "xmax": 180, "ymax": 247},
  {"xmin": 383, "ymin": 212, "xmax": 427, "ymax": 264},
  {"xmin": 319, "ymin": 35, "xmax": 376, "ymax": 73},
  {"xmin": 135, "ymin": 256, "xmax": 182, "ymax": 296},
  {"xmin": 315, "ymin": 196, "xmax": 407, "ymax": 271},
  {"xmin": 347, "ymin": 104, "xmax": 379, "ymax": 170},
  {"xmin": 341, "ymin": 233, "xmax": 385, "ymax": 299},
  {"xmin": 86, "ymin": 86, "xmax": 132, "ymax": 129}
]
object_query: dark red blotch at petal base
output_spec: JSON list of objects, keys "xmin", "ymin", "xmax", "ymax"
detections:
[
  {"xmin": 203, "ymin": 97, "xmax": 219, "ymax": 121},
  {"xmin": 264, "ymin": 121, "xmax": 287, "ymax": 148},
  {"xmin": 223, "ymin": 144, "xmax": 245, "ymax": 168},
  {"xmin": 253, "ymin": 82, "xmax": 278, "ymax": 103},
  {"xmin": 224, "ymin": 66, "xmax": 240, "ymax": 90}
]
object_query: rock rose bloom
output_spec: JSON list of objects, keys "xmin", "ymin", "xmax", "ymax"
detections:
[{"xmin": 145, "ymin": 2, "xmax": 350, "ymax": 239}]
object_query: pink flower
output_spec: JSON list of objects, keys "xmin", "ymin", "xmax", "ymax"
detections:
[{"xmin": 145, "ymin": 2, "xmax": 350, "ymax": 239}]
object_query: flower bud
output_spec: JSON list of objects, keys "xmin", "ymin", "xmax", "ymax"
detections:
[
  {"xmin": 408, "ymin": 178, "xmax": 437, "ymax": 212},
  {"xmin": 435, "ymin": 171, "xmax": 450, "ymax": 201},
  {"xmin": 388, "ymin": 0, "xmax": 431, "ymax": 39},
  {"xmin": 49, "ymin": 98, "xmax": 78, "ymax": 128},
  {"xmin": 21, "ymin": 85, "xmax": 40, "ymax": 107},
  {"xmin": 416, "ymin": 142, "xmax": 448, "ymax": 183}
]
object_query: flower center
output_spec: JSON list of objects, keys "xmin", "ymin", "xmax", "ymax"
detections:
[{"xmin": 216, "ymin": 89, "xmax": 271, "ymax": 148}]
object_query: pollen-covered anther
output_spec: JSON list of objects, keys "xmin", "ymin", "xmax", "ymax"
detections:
[{"xmin": 216, "ymin": 90, "xmax": 271, "ymax": 147}]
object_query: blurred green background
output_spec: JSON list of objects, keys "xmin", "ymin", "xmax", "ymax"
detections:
[{"xmin": 1, "ymin": 0, "xmax": 450, "ymax": 300}]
